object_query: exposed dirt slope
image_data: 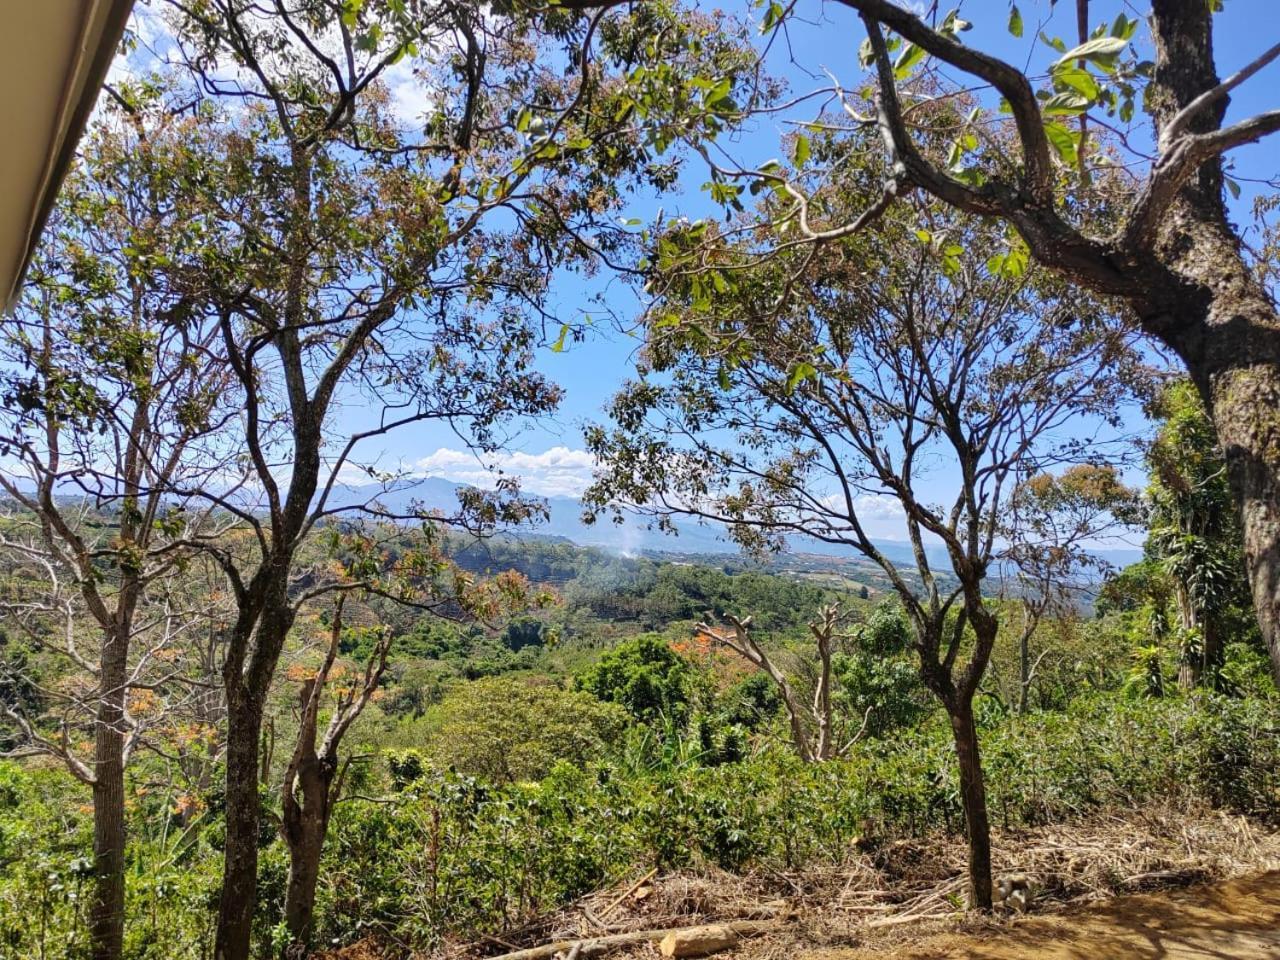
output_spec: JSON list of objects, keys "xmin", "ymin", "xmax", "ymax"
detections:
[{"xmin": 815, "ymin": 870, "xmax": 1280, "ymax": 960}]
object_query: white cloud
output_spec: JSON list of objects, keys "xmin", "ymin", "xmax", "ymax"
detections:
[
  {"xmin": 412, "ymin": 446, "xmax": 596, "ymax": 498},
  {"xmin": 852, "ymin": 493, "xmax": 906, "ymax": 520},
  {"xmin": 382, "ymin": 60, "xmax": 438, "ymax": 127},
  {"xmin": 816, "ymin": 491, "xmax": 908, "ymax": 539}
]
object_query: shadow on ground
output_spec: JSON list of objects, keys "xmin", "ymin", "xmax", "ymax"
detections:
[{"xmin": 811, "ymin": 871, "xmax": 1280, "ymax": 960}]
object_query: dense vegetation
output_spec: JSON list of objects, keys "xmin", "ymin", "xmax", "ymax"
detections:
[
  {"xmin": 4, "ymin": 511, "xmax": 1279, "ymax": 956},
  {"xmin": 3, "ymin": 634, "xmax": 1276, "ymax": 957},
  {"xmin": 4, "ymin": 1, "xmax": 1280, "ymax": 959}
]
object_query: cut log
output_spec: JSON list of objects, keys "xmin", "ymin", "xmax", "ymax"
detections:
[
  {"xmin": 658, "ymin": 924, "xmax": 739, "ymax": 958},
  {"xmin": 482, "ymin": 920, "xmax": 775, "ymax": 960}
]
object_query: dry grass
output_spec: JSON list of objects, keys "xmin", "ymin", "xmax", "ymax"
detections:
[{"xmin": 317, "ymin": 807, "xmax": 1280, "ymax": 960}]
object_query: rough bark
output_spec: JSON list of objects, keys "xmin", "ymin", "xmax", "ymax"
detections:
[
  {"xmin": 1140, "ymin": 204, "xmax": 1280, "ymax": 691},
  {"xmin": 216, "ymin": 693, "xmax": 266, "ymax": 960},
  {"xmin": 1202, "ymin": 349, "xmax": 1280, "ymax": 688},
  {"xmin": 948, "ymin": 698, "xmax": 993, "ymax": 911},
  {"xmin": 282, "ymin": 759, "xmax": 330, "ymax": 950},
  {"xmin": 917, "ymin": 608, "xmax": 995, "ymax": 912},
  {"xmin": 88, "ymin": 627, "xmax": 128, "ymax": 960},
  {"xmin": 213, "ymin": 362, "xmax": 316, "ymax": 958},
  {"xmin": 281, "ymin": 720, "xmax": 339, "ymax": 949},
  {"xmin": 1123, "ymin": 1, "xmax": 1280, "ymax": 688},
  {"xmin": 216, "ymin": 578, "xmax": 300, "ymax": 960}
]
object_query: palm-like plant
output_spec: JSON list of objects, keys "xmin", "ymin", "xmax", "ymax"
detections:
[{"xmin": 1145, "ymin": 383, "xmax": 1246, "ymax": 688}]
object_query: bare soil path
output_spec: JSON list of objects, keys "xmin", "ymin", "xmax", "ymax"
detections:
[{"xmin": 815, "ymin": 870, "xmax": 1280, "ymax": 960}]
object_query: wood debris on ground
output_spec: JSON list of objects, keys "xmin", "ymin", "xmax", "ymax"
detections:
[{"xmin": 316, "ymin": 808, "xmax": 1280, "ymax": 960}]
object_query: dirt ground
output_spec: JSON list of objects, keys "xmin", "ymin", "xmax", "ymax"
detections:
[
  {"xmin": 320, "ymin": 812, "xmax": 1280, "ymax": 960},
  {"xmin": 810, "ymin": 870, "xmax": 1280, "ymax": 960}
]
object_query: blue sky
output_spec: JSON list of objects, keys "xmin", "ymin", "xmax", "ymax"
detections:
[{"xmin": 345, "ymin": 0, "xmax": 1280, "ymax": 543}]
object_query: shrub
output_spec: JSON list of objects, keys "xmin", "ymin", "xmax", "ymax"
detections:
[
  {"xmin": 409, "ymin": 676, "xmax": 630, "ymax": 784},
  {"xmin": 575, "ymin": 635, "xmax": 694, "ymax": 723}
]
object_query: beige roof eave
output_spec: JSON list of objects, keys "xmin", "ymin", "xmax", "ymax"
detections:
[{"xmin": 1, "ymin": 0, "xmax": 137, "ymax": 311}]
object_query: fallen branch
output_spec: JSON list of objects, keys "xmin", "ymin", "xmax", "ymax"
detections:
[
  {"xmin": 482, "ymin": 920, "xmax": 777, "ymax": 960},
  {"xmin": 599, "ymin": 867, "xmax": 659, "ymax": 919}
]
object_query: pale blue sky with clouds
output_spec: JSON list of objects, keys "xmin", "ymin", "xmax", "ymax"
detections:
[
  {"xmin": 95, "ymin": 1, "xmax": 1278, "ymax": 543},
  {"xmin": 334, "ymin": 0, "xmax": 1280, "ymax": 542}
]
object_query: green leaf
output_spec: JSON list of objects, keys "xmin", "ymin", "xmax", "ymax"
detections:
[
  {"xmin": 786, "ymin": 361, "xmax": 818, "ymax": 393},
  {"xmin": 550, "ymin": 324, "xmax": 571, "ymax": 353},
  {"xmin": 340, "ymin": 0, "xmax": 364, "ymax": 28},
  {"xmin": 792, "ymin": 134, "xmax": 811, "ymax": 166},
  {"xmin": 760, "ymin": 0, "xmax": 784, "ymax": 34},
  {"xmin": 1225, "ymin": 176, "xmax": 1241, "ymax": 200},
  {"xmin": 1039, "ymin": 31, "xmax": 1067, "ymax": 54},
  {"xmin": 987, "ymin": 242, "xmax": 1029, "ymax": 278},
  {"xmin": 1042, "ymin": 92, "xmax": 1090, "ymax": 116},
  {"xmin": 705, "ymin": 77, "xmax": 732, "ymax": 107},
  {"xmin": 1054, "ymin": 36, "xmax": 1128, "ymax": 69},
  {"xmin": 1110, "ymin": 13, "xmax": 1137, "ymax": 40},
  {"xmin": 858, "ymin": 37, "xmax": 875, "ymax": 68},
  {"xmin": 893, "ymin": 42, "xmax": 927, "ymax": 80},
  {"xmin": 1043, "ymin": 121, "xmax": 1079, "ymax": 165},
  {"xmin": 1008, "ymin": 4, "xmax": 1024, "ymax": 38},
  {"xmin": 1054, "ymin": 67, "xmax": 1100, "ymax": 101}
]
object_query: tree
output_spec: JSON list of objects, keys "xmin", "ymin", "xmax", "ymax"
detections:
[
  {"xmin": 278, "ymin": 596, "xmax": 388, "ymax": 951},
  {"xmin": 274, "ymin": 530, "xmax": 548, "ymax": 954},
  {"xmin": 0, "ymin": 107, "xmax": 237, "ymax": 960},
  {"xmin": 650, "ymin": 0, "xmax": 1280, "ymax": 685},
  {"xmin": 109, "ymin": 3, "xmax": 759, "ymax": 953},
  {"xmin": 832, "ymin": 601, "xmax": 929, "ymax": 738},
  {"xmin": 1145, "ymin": 380, "xmax": 1252, "ymax": 688},
  {"xmin": 418, "ymin": 675, "xmax": 629, "ymax": 784},
  {"xmin": 575, "ymin": 634, "xmax": 694, "ymax": 723},
  {"xmin": 585, "ymin": 191, "xmax": 1143, "ymax": 907},
  {"xmin": 1004, "ymin": 464, "xmax": 1140, "ymax": 711},
  {"xmin": 116, "ymin": 2, "xmax": 752, "ymax": 955},
  {"xmin": 697, "ymin": 604, "xmax": 873, "ymax": 761}
]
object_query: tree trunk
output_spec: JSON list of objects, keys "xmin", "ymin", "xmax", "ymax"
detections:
[
  {"xmin": 215, "ymin": 696, "xmax": 264, "ymax": 960},
  {"xmin": 1175, "ymin": 583, "xmax": 1200, "ymax": 690},
  {"xmin": 88, "ymin": 630, "xmax": 128, "ymax": 960},
  {"xmin": 947, "ymin": 699, "xmax": 993, "ymax": 910},
  {"xmin": 283, "ymin": 827, "xmax": 324, "ymax": 955},
  {"xmin": 1206, "ymin": 358, "xmax": 1280, "ymax": 689},
  {"xmin": 1139, "ymin": 0, "xmax": 1280, "ymax": 691},
  {"xmin": 282, "ymin": 758, "xmax": 335, "ymax": 953},
  {"xmin": 1144, "ymin": 243, "xmax": 1280, "ymax": 691},
  {"xmin": 1202, "ymin": 617, "xmax": 1222, "ymax": 688},
  {"xmin": 1018, "ymin": 621, "xmax": 1031, "ymax": 715}
]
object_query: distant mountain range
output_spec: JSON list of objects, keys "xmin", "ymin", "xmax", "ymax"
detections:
[{"xmin": 331, "ymin": 478, "xmax": 1145, "ymax": 576}]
